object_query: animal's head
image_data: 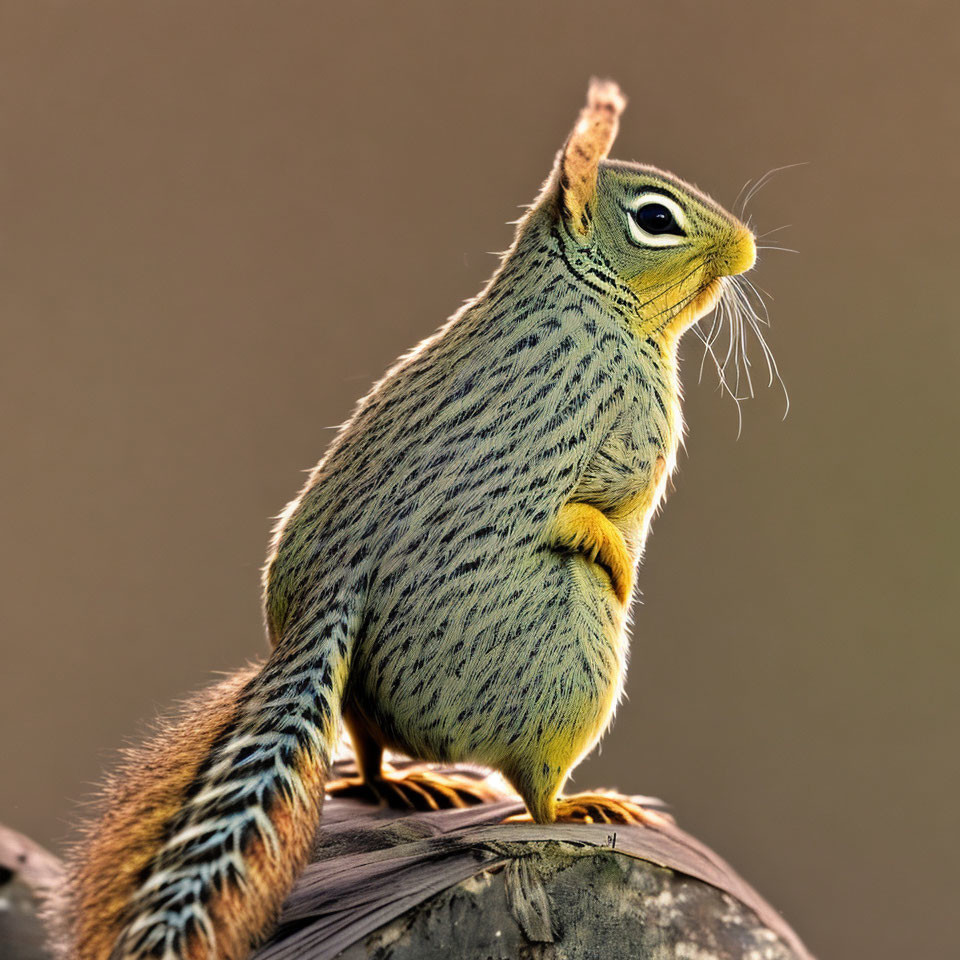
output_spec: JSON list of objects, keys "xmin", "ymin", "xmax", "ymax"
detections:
[{"xmin": 542, "ymin": 80, "xmax": 757, "ymax": 343}]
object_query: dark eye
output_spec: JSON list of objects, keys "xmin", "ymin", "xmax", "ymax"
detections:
[
  {"xmin": 625, "ymin": 192, "xmax": 688, "ymax": 247},
  {"xmin": 634, "ymin": 202, "xmax": 685, "ymax": 236}
]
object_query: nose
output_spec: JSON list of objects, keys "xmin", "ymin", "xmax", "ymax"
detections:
[{"xmin": 720, "ymin": 226, "xmax": 756, "ymax": 276}]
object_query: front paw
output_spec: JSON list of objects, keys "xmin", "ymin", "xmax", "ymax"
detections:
[{"xmin": 551, "ymin": 502, "xmax": 633, "ymax": 603}]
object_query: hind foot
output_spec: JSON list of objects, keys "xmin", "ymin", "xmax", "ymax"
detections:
[
  {"xmin": 327, "ymin": 765, "xmax": 502, "ymax": 811},
  {"xmin": 507, "ymin": 790, "xmax": 672, "ymax": 826},
  {"xmin": 554, "ymin": 791, "xmax": 671, "ymax": 825}
]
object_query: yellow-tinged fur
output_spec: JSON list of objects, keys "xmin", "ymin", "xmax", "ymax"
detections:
[{"xmin": 551, "ymin": 502, "xmax": 633, "ymax": 603}]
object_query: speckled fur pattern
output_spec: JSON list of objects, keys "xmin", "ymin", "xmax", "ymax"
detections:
[
  {"xmin": 266, "ymin": 215, "xmax": 678, "ymax": 822},
  {"xmin": 62, "ymin": 80, "xmax": 758, "ymax": 960}
]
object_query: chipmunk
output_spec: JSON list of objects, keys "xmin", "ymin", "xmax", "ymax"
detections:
[{"xmin": 62, "ymin": 80, "xmax": 760, "ymax": 960}]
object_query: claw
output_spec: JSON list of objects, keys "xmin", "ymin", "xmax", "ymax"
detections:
[
  {"xmin": 505, "ymin": 791, "xmax": 672, "ymax": 827},
  {"xmin": 327, "ymin": 767, "xmax": 501, "ymax": 811}
]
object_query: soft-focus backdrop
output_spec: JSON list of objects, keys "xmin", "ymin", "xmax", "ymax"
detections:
[{"xmin": 1, "ymin": 2, "xmax": 957, "ymax": 957}]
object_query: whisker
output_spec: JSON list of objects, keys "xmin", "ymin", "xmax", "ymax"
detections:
[
  {"xmin": 729, "ymin": 295, "xmax": 742, "ymax": 397},
  {"xmin": 756, "ymin": 244, "xmax": 799, "ymax": 255},
  {"xmin": 690, "ymin": 304, "xmax": 744, "ymax": 435},
  {"xmin": 729, "ymin": 280, "xmax": 766, "ymax": 386},
  {"xmin": 692, "ymin": 273, "xmax": 788, "ymax": 429},
  {"xmin": 739, "ymin": 162, "xmax": 809, "ymax": 218},
  {"xmin": 738, "ymin": 276, "xmax": 772, "ymax": 324},
  {"xmin": 734, "ymin": 175, "xmax": 759, "ymax": 219},
  {"xmin": 757, "ymin": 224, "xmax": 793, "ymax": 239},
  {"xmin": 713, "ymin": 166, "xmax": 799, "ymax": 422},
  {"xmin": 732, "ymin": 293, "xmax": 753, "ymax": 401},
  {"xmin": 741, "ymin": 276, "xmax": 778, "ymax": 305},
  {"xmin": 720, "ymin": 292, "xmax": 737, "ymax": 379},
  {"xmin": 697, "ymin": 308, "xmax": 723, "ymax": 383},
  {"xmin": 731, "ymin": 276, "xmax": 790, "ymax": 417},
  {"xmin": 739, "ymin": 312, "xmax": 755, "ymax": 399}
]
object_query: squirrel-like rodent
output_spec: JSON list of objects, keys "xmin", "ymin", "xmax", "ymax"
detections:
[{"xmin": 62, "ymin": 80, "xmax": 758, "ymax": 960}]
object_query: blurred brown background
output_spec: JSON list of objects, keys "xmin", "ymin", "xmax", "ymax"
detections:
[{"xmin": 1, "ymin": 1, "xmax": 957, "ymax": 957}]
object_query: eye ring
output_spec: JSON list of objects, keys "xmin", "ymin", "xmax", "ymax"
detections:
[{"xmin": 624, "ymin": 192, "xmax": 688, "ymax": 248}]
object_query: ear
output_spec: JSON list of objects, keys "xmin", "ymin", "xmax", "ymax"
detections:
[{"xmin": 558, "ymin": 79, "xmax": 626, "ymax": 238}]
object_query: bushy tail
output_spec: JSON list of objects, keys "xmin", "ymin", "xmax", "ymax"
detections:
[{"xmin": 64, "ymin": 608, "xmax": 355, "ymax": 960}]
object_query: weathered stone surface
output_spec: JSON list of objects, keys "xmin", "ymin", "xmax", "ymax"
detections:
[{"xmin": 339, "ymin": 843, "xmax": 797, "ymax": 960}]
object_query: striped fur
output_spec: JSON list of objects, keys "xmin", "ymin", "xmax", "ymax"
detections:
[{"xmin": 63, "ymin": 81, "xmax": 757, "ymax": 959}]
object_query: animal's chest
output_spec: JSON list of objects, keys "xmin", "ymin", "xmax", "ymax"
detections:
[{"xmin": 574, "ymin": 363, "xmax": 679, "ymax": 524}]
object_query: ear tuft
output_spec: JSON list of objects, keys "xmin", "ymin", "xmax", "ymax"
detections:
[
  {"xmin": 586, "ymin": 78, "xmax": 627, "ymax": 118},
  {"xmin": 559, "ymin": 79, "xmax": 627, "ymax": 237}
]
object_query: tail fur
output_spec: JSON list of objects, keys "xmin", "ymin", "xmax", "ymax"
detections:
[{"xmin": 64, "ymin": 606, "xmax": 355, "ymax": 960}]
